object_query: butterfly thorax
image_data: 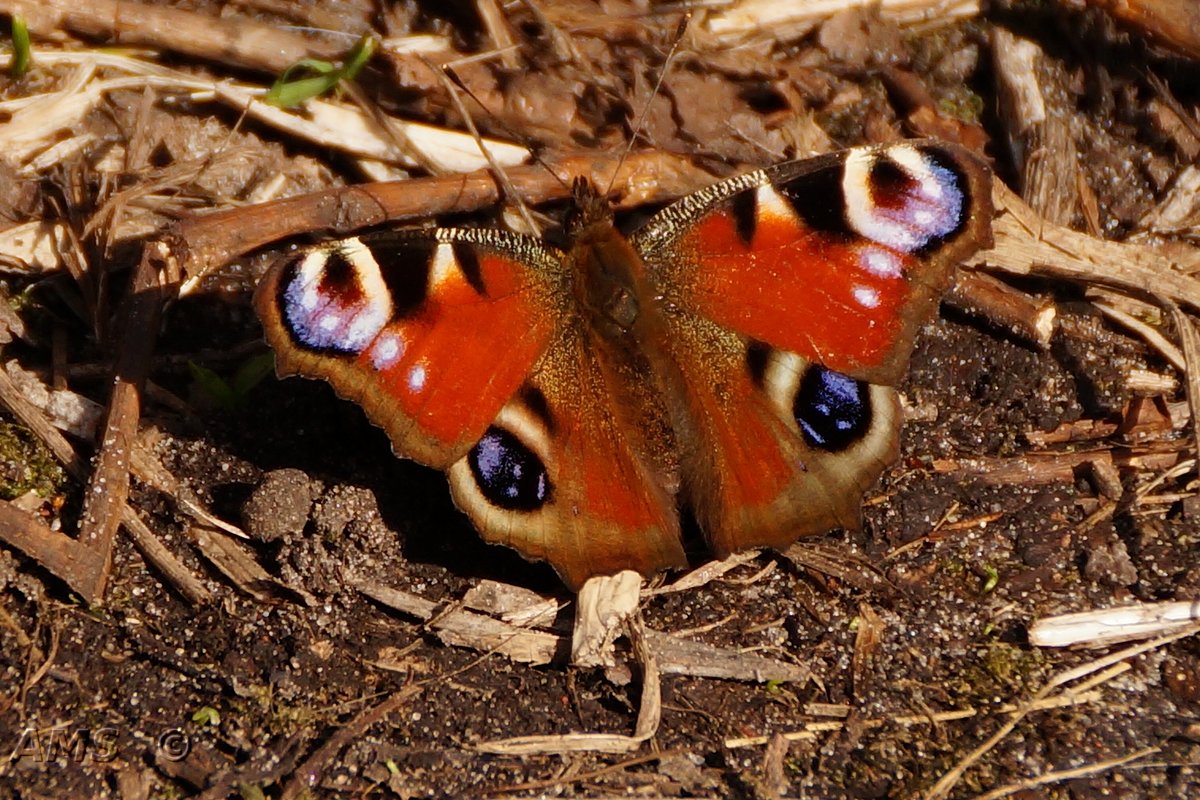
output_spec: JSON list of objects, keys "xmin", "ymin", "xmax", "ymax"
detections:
[{"xmin": 567, "ymin": 178, "xmax": 660, "ymax": 340}]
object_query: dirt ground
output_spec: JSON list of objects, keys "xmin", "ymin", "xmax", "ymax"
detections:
[{"xmin": 1, "ymin": 1, "xmax": 1199, "ymax": 798}]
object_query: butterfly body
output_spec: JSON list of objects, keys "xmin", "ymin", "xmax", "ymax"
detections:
[{"xmin": 255, "ymin": 142, "xmax": 992, "ymax": 588}]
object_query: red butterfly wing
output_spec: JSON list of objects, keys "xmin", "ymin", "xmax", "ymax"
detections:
[
  {"xmin": 445, "ymin": 315, "xmax": 686, "ymax": 589},
  {"xmin": 634, "ymin": 142, "xmax": 992, "ymax": 554},
  {"xmin": 255, "ymin": 231, "xmax": 563, "ymax": 469},
  {"xmin": 635, "ymin": 142, "xmax": 992, "ymax": 385}
]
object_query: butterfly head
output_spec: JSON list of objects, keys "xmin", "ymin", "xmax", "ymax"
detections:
[{"xmin": 564, "ymin": 176, "xmax": 615, "ymax": 235}]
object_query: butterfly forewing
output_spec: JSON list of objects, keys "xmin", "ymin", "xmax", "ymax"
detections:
[
  {"xmin": 254, "ymin": 230, "xmax": 565, "ymax": 469},
  {"xmin": 634, "ymin": 142, "xmax": 993, "ymax": 385}
]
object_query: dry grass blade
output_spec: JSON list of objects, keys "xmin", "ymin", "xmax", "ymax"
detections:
[
  {"xmin": 723, "ymin": 690, "xmax": 1104, "ymax": 748},
  {"xmin": 973, "ymin": 746, "xmax": 1160, "ymax": 800},
  {"xmin": 925, "ymin": 625, "xmax": 1200, "ymax": 799},
  {"xmin": 1167, "ymin": 302, "xmax": 1200, "ymax": 474},
  {"xmin": 704, "ymin": 0, "xmax": 981, "ymax": 40},
  {"xmin": 477, "ymin": 604, "xmax": 662, "ymax": 756}
]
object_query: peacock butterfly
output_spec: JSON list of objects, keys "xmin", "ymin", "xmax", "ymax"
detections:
[{"xmin": 254, "ymin": 142, "xmax": 992, "ymax": 589}]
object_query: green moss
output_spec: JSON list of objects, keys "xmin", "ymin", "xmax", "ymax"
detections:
[
  {"xmin": 0, "ymin": 419, "xmax": 68, "ymax": 500},
  {"xmin": 937, "ymin": 92, "xmax": 985, "ymax": 123}
]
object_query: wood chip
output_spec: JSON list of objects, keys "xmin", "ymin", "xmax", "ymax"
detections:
[{"xmin": 973, "ymin": 181, "xmax": 1200, "ymax": 312}]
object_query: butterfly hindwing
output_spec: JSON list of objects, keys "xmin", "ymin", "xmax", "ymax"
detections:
[
  {"xmin": 656, "ymin": 309, "xmax": 901, "ymax": 556},
  {"xmin": 254, "ymin": 230, "xmax": 564, "ymax": 469},
  {"xmin": 445, "ymin": 314, "xmax": 687, "ymax": 589}
]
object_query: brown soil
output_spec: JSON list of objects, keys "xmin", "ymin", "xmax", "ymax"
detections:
[{"xmin": 1, "ymin": 2, "xmax": 1199, "ymax": 798}]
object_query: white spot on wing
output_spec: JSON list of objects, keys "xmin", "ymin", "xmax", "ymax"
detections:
[
  {"xmin": 429, "ymin": 242, "xmax": 459, "ymax": 290},
  {"xmin": 407, "ymin": 364, "xmax": 427, "ymax": 393},
  {"xmin": 755, "ymin": 183, "xmax": 795, "ymax": 224},
  {"xmin": 369, "ymin": 330, "xmax": 406, "ymax": 370},
  {"xmin": 860, "ymin": 246, "xmax": 903, "ymax": 279},
  {"xmin": 853, "ymin": 285, "xmax": 880, "ymax": 308}
]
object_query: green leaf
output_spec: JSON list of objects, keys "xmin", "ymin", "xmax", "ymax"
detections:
[
  {"xmin": 188, "ymin": 361, "xmax": 237, "ymax": 410},
  {"xmin": 231, "ymin": 353, "xmax": 275, "ymax": 398},
  {"xmin": 264, "ymin": 34, "xmax": 376, "ymax": 107},
  {"xmin": 10, "ymin": 16, "xmax": 31, "ymax": 77},
  {"xmin": 190, "ymin": 354, "xmax": 274, "ymax": 411},
  {"xmin": 981, "ymin": 564, "xmax": 999, "ymax": 593},
  {"xmin": 237, "ymin": 784, "xmax": 266, "ymax": 800}
]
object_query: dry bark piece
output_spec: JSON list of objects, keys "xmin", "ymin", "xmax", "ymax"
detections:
[
  {"xmin": 703, "ymin": 0, "xmax": 981, "ymax": 42},
  {"xmin": 947, "ymin": 270, "xmax": 1057, "ymax": 349},
  {"xmin": 354, "ymin": 578, "xmax": 561, "ymax": 665},
  {"xmin": 75, "ymin": 241, "xmax": 175, "ymax": 602},
  {"xmin": 353, "ymin": 576, "xmax": 810, "ymax": 682},
  {"xmin": 0, "ymin": 0, "xmax": 356, "ymax": 75},
  {"xmin": 174, "ymin": 150, "xmax": 714, "ymax": 283},
  {"xmin": 0, "ymin": 500, "xmax": 105, "ymax": 597},
  {"xmin": 1081, "ymin": 0, "xmax": 1200, "ymax": 59},
  {"xmin": 186, "ymin": 524, "xmax": 309, "ymax": 603},
  {"xmin": 929, "ymin": 446, "xmax": 1184, "ymax": 486},
  {"xmin": 971, "ymin": 181, "xmax": 1200, "ymax": 311},
  {"xmin": 571, "ymin": 571, "xmax": 642, "ymax": 669},
  {"xmin": 991, "ymin": 28, "xmax": 1080, "ymax": 227}
]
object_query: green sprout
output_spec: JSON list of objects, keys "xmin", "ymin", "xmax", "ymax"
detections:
[
  {"xmin": 189, "ymin": 354, "xmax": 274, "ymax": 411},
  {"xmin": 192, "ymin": 706, "xmax": 221, "ymax": 726},
  {"xmin": 10, "ymin": 16, "xmax": 30, "ymax": 77},
  {"xmin": 980, "ymin": 564, "xmax": 999, "ymax": 593},
  {"xmin": 264, "ymin": 34, "xmax": 376, "ymax": 107}
]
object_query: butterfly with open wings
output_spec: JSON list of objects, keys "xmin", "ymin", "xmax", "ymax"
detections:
[{"xmin": 254, "ymin": 141, "xmax": 992, "ymax": 589}]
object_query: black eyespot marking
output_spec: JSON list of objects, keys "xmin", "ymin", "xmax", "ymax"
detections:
[
  {"xmin": 372, "ymin": 239, "xmax": 434, "ymax": 315},
  {"xmin": 745, "ymin": 340, "xmax": 771, "ymax": 386},
  {"xmin": 468, "ymin": 427, "xmax": 552, "ymax": 512},
  {"xmin": 518, "ymin": 386, "xmax": 555, "ymax": 435},
  {"xmin": 451, "ymin": 241, "xmax": 488, "ymax": 296},
  {"xmin": 778, "ymin": 165, "xmax": 850, "ymax": 235},
  {"xmin": 318, "ymin": 250, "xmax": 363, "ymax": 303},
  {"xmin": 729, "ymin": 189, "xmax": 757, "ymax": 246},
  {"xmin": 794, "ymin": 366, "xmax": 871, "ymax": 452},
  {"xmin": 867, "ymin": 157, "xmax": 914, "ymax": 210}
]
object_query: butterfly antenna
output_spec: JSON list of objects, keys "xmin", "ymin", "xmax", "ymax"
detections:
[
  {"xmin": 431, "ymin": 59, "xmax": 543, "ymax": 236},
  {"xmin": 604, "ymin": 12, "xmax": 691, "ymax": 198},
  {"xmin": 443, "ymin": 65, "xmax": 573, "ymax": 194}
]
